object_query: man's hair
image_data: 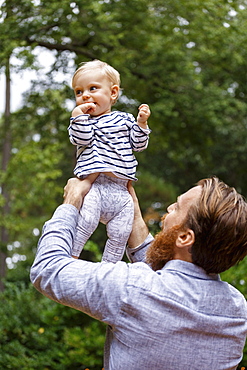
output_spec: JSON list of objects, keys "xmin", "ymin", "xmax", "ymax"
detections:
[
  {"xmin": 72, "ymin": 59, "xmax": 120, "ymax": 103},
  {"xmin": 184, "ymin": 177, "xmax": 247, "ymax": 274}
]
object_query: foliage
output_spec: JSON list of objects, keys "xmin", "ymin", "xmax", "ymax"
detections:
[
  {"xmin": 1, "ymin": 0, "xmax": 247, "ymax": 367},
  {"xmin": 0, "ymin": 281, "xmax": 105, "ymax": 369},
  {"xmin": 0, "ymin": 87, "xmax": 71, "ymax": 276},
  {"xmin": 134, "ymin": 170, "xmax": 177, "ymax": 234}
]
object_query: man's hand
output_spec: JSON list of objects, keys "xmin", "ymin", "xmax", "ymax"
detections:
[
  {"xmin": 63, "ymin": 177, "xmax": 93, "ymax": 210},
  {"xmin": 127, "ymin": 182, "xmax": 149, "ymax": 248},
  {"xmin": 71, "ymin": 102, "xmax": 96, "ymax": 117},
  {"xmin": 137, "ymin": 104, "xmax": 150, "ymax": 129}
]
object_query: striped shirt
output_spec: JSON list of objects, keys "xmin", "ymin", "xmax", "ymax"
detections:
[{"xmin": 68, "ymin": 111, "xmax": 151, "ymax": 181}]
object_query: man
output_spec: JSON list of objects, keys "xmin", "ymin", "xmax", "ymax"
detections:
[{"xmin": 30, "ymin": 176, "xmax": 247, "ymax": 370}]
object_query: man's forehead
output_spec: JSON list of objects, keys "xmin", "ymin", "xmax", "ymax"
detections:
[{"xmin": 179, "ymin": 186, "xmax": 202, "ymax": 207}]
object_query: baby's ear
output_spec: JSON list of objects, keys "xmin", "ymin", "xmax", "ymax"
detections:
[{"xmin": 111, "ymin": 85, "xmax": 119, "ymax": 102}]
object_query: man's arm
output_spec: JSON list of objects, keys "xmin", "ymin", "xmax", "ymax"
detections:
[
  {"xmin": 30, "ymin": 177, "xmax": 153, "ymax": 323},
  {"xmin": 30, "ymin": 177, "xmax": 127, "ymax": 322},
  {"xmin": 127, "ymin": 182, "xmax": 149, "ymax": 248},
  {"xmin": 126, "ymin": 183, "xmax": 154, "ymax": 263}
]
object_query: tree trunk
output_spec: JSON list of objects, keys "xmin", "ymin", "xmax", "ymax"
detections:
[{"xmin": 0, "ymin": 56, "xmax": 11, "ymax": 291}]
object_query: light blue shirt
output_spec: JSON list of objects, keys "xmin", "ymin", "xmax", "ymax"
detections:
[{"xmin": 30, "ymin": 204, "xmax": 247, "ymax": 370}]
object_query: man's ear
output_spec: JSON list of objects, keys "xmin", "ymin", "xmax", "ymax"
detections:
[
  {"xmin": 176, "ymin": 229, "xmax": 195, "ymax": 248},
  {"xmin": 111, "ymin": 85, "xmax": 119, "ymax": 101}
]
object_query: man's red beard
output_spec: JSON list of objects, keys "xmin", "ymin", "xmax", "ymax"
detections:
[{"xmin": 146, "ymin": 225, "xmax": 183, "ymax": 271}]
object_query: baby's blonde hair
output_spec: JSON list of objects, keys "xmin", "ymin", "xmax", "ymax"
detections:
[{"xmin": 72, "ymin": 60, "xmax": 121, "ymax": 102}]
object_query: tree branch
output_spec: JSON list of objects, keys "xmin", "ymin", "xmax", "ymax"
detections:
[{"xmin": 25, "ymin": 36, "xmax": 97, "ymax": 59}]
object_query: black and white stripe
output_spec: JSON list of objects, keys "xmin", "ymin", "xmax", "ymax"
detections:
[{"xmin": 68, "ymin": 111, "xmax": 151, "ymax": 181}]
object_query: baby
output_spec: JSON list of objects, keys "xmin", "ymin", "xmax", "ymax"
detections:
[{"xmin": 68, "ymin": 59, "xmax": 151, "ymax": 262}]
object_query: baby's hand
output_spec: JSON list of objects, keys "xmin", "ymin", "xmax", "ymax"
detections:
[
  {"xmin": 137, "ymin": 104, "xmax": 150, "ymax": 127},
  {"xmin": 72, "ymin": 103, "xmax": 96, "ymax": 117}
]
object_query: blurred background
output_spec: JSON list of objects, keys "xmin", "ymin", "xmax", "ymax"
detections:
[{"xmin": 1, "ymin": 0, "xmax": 247, "ymax": 368}]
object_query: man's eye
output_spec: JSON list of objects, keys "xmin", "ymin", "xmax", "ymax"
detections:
[
  {"xmin": 90, "ymin": 86, "xmax": 97, "ymax": 91},
  {"xmin": 75, "ymin": 90, "xmax": 82, "ymax": 95}
]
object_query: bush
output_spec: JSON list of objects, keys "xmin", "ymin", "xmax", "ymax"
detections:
[{"xmin": 0, "ymin": 282, "xmax": 105, "ymax": 370}]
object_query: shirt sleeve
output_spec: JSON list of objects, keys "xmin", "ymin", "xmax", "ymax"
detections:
[
  {"xmin": 30, "ymin": 204, "xmax": 134, "ymax": 326},
  {"xmin": 130, "ymin": 123, "xmax": 151, "ymax": 152},
  {"xmin": 124, "ymin": 113, "xmax": 151, "ymax": 152},
  {"xmin": 68, "ymin": 114, "xmax": 93, "ymax": 146},
  {"xmin": 126, "ymin": 233, "xmax": 154, "ymax": 263}
]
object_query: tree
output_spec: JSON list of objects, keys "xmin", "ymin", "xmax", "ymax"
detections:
[
  {"xmin": 0, "ymin": 0, "xmax": 176, "ymax": 282},
  {"xmin": 2, "ymin": 0, "xmax": 247, "ymax": 193},
  {"xmin": 0, "ymin": 281, "xmax": 106, "ymax": 369},
  {"xmin": 1, "ymin": 0, "xmax": 247, "ymax": 365},
  {"xmin": 0, "ymin": 61, "xmax": 10, "ymax": 291},
  {"xmin": 132, "ymin": 0, "xmax": 247, "ymax": 194}
]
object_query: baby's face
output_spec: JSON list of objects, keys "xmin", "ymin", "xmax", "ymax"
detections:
[{"xmin": 73, "ymin": 70, "xmax": 119, "ymax": 117}]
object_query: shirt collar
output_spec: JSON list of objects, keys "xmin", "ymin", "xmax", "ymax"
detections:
[{"xmin": 162, "ymin": 259, "xmax": 220, "ymax": 281}]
